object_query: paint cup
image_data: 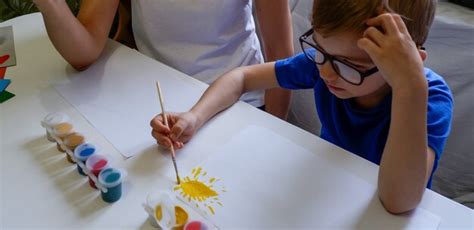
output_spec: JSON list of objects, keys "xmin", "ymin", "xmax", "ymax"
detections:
[
  {"xmin": 98, "ymin": 168, "xmax": 126, "ymax": 203},
  {"xmin": 85, "ymin": 154, "xmax": 110, "ymax": 189},
  {"xmin": 62, "ymin": 132, "xmax": 85, "ymax": 163},
  {"xmin": 52, "ymin": 122, "xmax": 74, "ymax": 152},
  {"xmin": 184, "ymin": 220, "xmax": 208, "ymax": 230},
  {"xmin": 74, "ymin": 143, "xmax": 97, "ymax": 176},
  {"xmin": 41, "ymin": 113, "xmax": 69, "ymax": 142}
]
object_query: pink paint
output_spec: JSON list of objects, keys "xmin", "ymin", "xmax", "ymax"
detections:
[
  {"xmin": 86, "ymin": 156, "xmax": 109, "ymax": 189},
  {"xmin": 184, "ymin": 221, "xmax": 207, "ymax": 230}
]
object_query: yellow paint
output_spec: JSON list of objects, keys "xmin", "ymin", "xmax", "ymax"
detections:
[
  {"xmin": 207, "ymin": 205, "xmax": 215, "ymax": 215},
  {"xmin": 155, "ymin": 205, "xmax": 188, "ymax": 227},
  {"xmin": 175, "ymin": 167, "xmax": 218, "ymax": 202},
  {"xmin": 174, "ymin": 167, "xmax": 225, "ymax": 215},
  {"xmin": 175, "ymin": 206, "xmax": 188, "ymax": 225},
  {"xmin": 155, "ymin": 205, "xmax": 162, "ymax": 221}
]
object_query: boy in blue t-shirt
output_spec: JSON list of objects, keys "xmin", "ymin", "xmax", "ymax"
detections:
[{"xmin": 150, "ymin": 0, "xmax": 453, "ymax": 214}]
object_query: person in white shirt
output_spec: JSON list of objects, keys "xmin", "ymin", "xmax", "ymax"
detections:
[{"xmin": 33, "ymin": 0, "xmax": 294, "ymax": 119}]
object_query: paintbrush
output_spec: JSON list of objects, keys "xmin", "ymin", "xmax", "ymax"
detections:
[{"xmin": 156, "ymin": 81, "xmax": 181, "ymax": 184}]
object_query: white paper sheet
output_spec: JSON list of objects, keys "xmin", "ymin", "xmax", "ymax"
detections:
[
  {"xmin": 54, "ymin": 42, "xmax": 206, "ymax": 157},
  {"xmin": 184, "ymin": 126, "xmax": 441, "ymax": 229}
]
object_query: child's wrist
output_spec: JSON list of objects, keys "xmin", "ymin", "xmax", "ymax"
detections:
[
  {"xmin": 390, "ymin": 72, "xmax": 427, "ymax": 92},
  {"xmin": 189, "ymin": 109, "xmax": 205, "ymax": 130},
  {"xmin": 392, "ymin": 80, "xmax": 428, "ymax": 99}
]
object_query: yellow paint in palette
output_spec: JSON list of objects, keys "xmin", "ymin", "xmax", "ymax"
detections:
[
  {"xmin": 174, "ymin": 167, "xmax": 226, "ymax": 215},
  {"xmin": 155, "ymin": 205, "xmax": 188, "ymax": 229}
]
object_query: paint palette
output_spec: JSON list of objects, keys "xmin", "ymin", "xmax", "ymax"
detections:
[
  {"xmin": 41, "ymin": 112, "xmax": 126, "ymax": 203},
  {"xmin": 144, "ymin": 191, "xmax": 214, "ymax": 229}
]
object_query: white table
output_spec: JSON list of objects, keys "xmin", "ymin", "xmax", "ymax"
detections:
[{"xmin": 1, "ymin": 13, "xmax": 473, "ymax": 229}]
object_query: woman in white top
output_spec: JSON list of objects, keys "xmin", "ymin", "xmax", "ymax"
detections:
[{"xmin": 33, "ymin": 0, "xmax": 294, "ymax": 119}]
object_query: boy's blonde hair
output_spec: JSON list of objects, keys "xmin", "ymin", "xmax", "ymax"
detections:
[{"xmin": 312, "ymin": 0, "xmax": 436, "ymax": 46}]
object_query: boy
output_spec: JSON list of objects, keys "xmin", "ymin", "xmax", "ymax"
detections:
[{"xmin": 150, "ymin": 0, "xmax": 453, "ymax": 214}]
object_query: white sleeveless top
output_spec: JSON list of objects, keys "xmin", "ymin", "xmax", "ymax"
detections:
[{"xmin": 132, "ymin": 0, "xmax": 264, "ymax": 107}]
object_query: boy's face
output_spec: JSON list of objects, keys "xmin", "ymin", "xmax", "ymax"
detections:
[{"xmin": 313, "ymin": 31, "xmax": 390, "ymax": 104}]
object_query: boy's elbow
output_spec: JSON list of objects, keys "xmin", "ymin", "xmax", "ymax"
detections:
[{"xmin": 378, "ymin": 191, "xmax": 422, "ymax": 214}]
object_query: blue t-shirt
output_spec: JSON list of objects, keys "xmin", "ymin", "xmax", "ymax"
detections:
[{"xmin": 275, "ymin": 52, "xmax": 453, "ymax": 187}]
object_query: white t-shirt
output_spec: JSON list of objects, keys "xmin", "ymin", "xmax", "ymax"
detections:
[{"xmin": 132, "ymin": 0, "xmax": 264, "ymax": 107}]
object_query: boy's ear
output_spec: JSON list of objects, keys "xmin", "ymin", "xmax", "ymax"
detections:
[{"xmin": 419, "ymin": 49, "xmax": 427, "ymax": 61}]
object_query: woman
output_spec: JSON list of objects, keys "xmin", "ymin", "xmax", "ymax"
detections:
[{"xmin": 33, "ymin": 0, "xmax": 294, "ymax": 119}]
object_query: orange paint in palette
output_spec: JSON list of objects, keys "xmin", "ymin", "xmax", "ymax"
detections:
[
  {"xmin": 52, "ymin": 122, "xmax": 74, "ymax": 152},
  {"xmin": 63, "ymin": 132, "xmax": 85, "ymax": 163}
]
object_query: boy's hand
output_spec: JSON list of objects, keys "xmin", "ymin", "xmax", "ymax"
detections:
[
  {"xmin": 357, "ymin": 13, "xmax": 426, "ymax": 91},
  {"xmin": 150, "ymin": 112, "xmax": 200, "ymax": 150}
]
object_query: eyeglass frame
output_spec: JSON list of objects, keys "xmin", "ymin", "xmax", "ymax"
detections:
[{"xmin": 299, "ymin": 28, "xmax": 379, "ymax": 86}]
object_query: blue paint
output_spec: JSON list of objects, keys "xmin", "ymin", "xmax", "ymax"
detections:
[
  {"xmin": 101, "ymin": 183, "xmax": 122, "ymax": 203},
  {"xmin": 80, "ymin": 148, "xmax": 95, "ymax": 157},
  {"xmin": 105, "ymin": 172, "xmax": 120, "ymax": 183},
  {"xmin": 99, "ymin": 168, "xmax": 123, "ymax": 203},
  {"xmin": 74, "ymin": 144, "xmax": 97, "ymax": 176}
]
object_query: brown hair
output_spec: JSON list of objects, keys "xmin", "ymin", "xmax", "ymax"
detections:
[{"xmin": 311, "ymin": 0, "xmax": 436, "ymax": 45}]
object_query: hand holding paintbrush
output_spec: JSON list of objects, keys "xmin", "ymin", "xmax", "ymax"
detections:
[{"xmin": 155, "ymin": 81, "xmax": 181, "ymax": 184}]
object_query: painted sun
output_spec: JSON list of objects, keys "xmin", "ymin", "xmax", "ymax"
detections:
[{"xmin": 174, "ymin": 167, "xmax": 225, "ymax": 215}]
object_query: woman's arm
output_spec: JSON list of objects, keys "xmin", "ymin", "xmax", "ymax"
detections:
[
  {"xmin": 255, "ymin": 0, "xmax": 294, "ymax": 119},
  {"xmin": 34, "ymin": 0, "xmax": 119, "ymax": 70}
]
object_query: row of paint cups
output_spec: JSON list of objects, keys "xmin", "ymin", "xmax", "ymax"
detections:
[{"xmin": 41, "ymin": 112, "xmax": 126, "ymax": 203}]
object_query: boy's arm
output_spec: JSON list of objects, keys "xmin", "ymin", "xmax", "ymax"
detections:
[
  {"xmin": 255, "ymin": 0, "xmax": 293, "ymax": 119},
  {"xmin": 151, "ymin": 62, "xmax": 280, "ymax": 149},
  {"xmin": 357, "ymin": 13, "xmax": 434, "ymax": 214},
  {"xmin": 191, "ymin": 62, "xmax": 279, "ymax": 128},
  {"xmin": 378, "ymin": 86, "xmax": 435, "ymax": 213},
  {"xmin": 34, "ymin": 0, "xmax": 119, "ymax": 70}
]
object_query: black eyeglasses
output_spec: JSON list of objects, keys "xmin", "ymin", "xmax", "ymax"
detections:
[{"xmin": 299, "ymin": 29, "xmax": 379, "ymax": 86}]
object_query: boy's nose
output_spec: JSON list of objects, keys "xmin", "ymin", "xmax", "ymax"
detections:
[{"xmin": 318, "ymin": 62, "xmax": 339, "ymax": 83}]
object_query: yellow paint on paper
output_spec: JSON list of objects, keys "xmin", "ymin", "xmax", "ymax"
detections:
[
  {"xmin": 174, "ymin": 167, "xmax": 226, "ymax": 215},
  {"xmin": 207, "ymin": 205, "xmax": 215, "ymax": 215}
]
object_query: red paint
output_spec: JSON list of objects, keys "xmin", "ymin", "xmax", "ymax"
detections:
[
  {"xmin": 185, "ymin": 221, "xmax": 204, "ymax": 230},
  {"xmin": 93, "ymin": 159, "xmax": 107, "ymax": 170},
  {"xmin": 88, "ymin": 159, "xmax": 108, "ymax": 189},
  {"xmin": 0, "ymin": 67, "xmax": 5, "ymax": 79},
  {"xmin": 0, "ymin": 55, "xmax": 10, "ymax": 79},
  {"xmin": 0, "ymin": 55, "xmax": 9, "ymax": 64}
]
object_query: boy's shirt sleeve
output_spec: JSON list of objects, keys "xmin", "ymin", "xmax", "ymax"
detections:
[
  {"xmin": 274, "ymin": 51, "xmax": 319, "ymax": 89},
  {"xmin": 426, "ymin": 70, "xmax": 454, "ymax": 162}
]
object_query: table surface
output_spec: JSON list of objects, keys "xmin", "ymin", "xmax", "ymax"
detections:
[{"xmin": 1, "ymin": 13, "xmax": 472, "ymax": 229}]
